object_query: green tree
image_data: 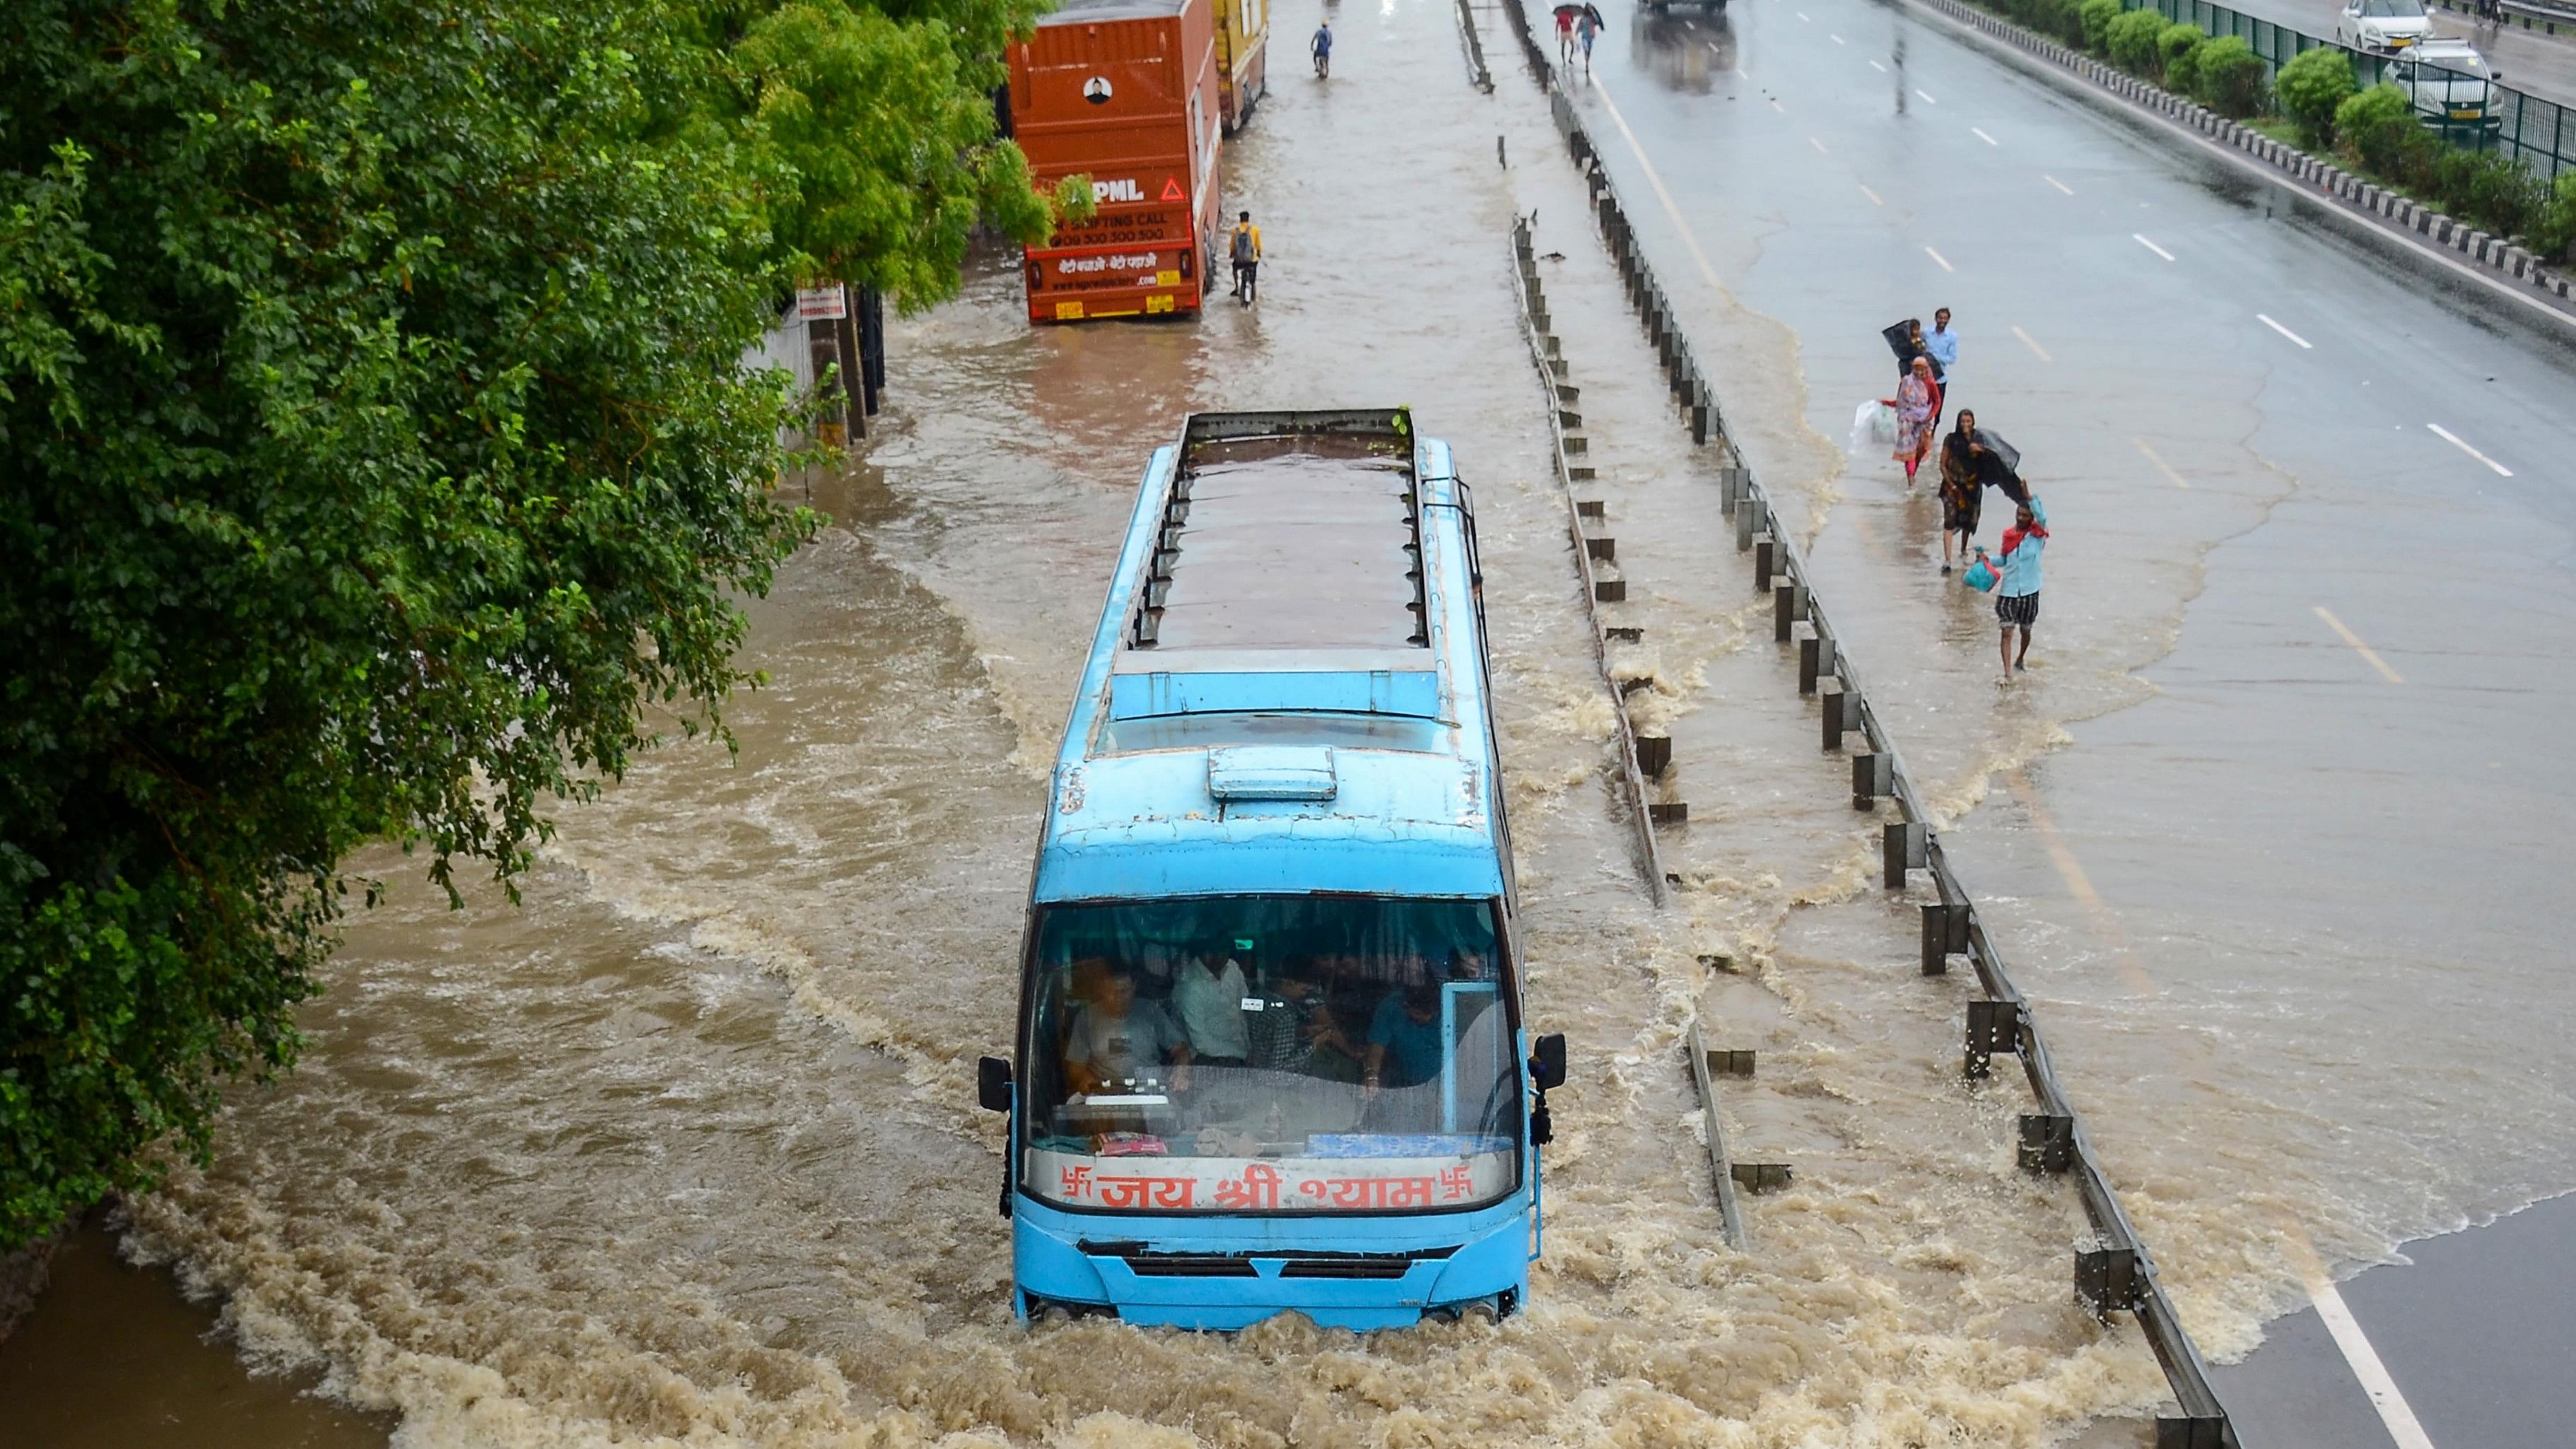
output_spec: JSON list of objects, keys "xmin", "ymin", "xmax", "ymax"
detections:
[
  {"xmin": 2080, "ymin": 0, "xmax": 2124, "ymax": 55},
  {"xmin": 2107, "ymin": 8, "xmax": 2168, "ymax": 76},
  {"xmin": 2276, "ymin": 46, "xmax": 2359, "ymax": 148},
  {"xmin": 0, "ymin": 0, "xmax": 1062, "ymax": 1249},
  {"xmin": 2159, "ymin": 23, "xmax": 2208, "ymax": 95},
  {"xmin": 2192, "ymin": 35, "xmax": 2270, "ymax": 117}
]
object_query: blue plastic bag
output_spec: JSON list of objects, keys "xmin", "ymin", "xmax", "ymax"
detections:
[{"xmin": 1963, "ymin": 553, "xmax": 1999, "ymax": 592}]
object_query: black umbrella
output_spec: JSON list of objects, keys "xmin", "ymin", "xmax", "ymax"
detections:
[
  {"xmin": 1553, "ymin": 2, "xmax": 1584, "ymax": 17},
  {"xmin": 1883, "ymin": 318, "xmax": 1931, "ymax": 380},
  {"xmin": 1967, "ymin": 428, "xmax": 2030, "ymax": 504},
  {"xmin": 1583, "ymin": 2, "xmax": 1606, "ymax": 23}
]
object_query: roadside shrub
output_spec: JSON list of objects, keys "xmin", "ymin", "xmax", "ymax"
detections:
[
  {"xmin": 2338, "ymin": 83, "xmax": 2440, "ymax": 187},
  {"xmin": 2159, "ymin": 23, "xmax": 2208, "ymax": 93},
  {"xmin": 2276, "ymin": 46, "xmax": 2358, "ymax": 148},
  {"xmin": 2044, "ymin": 0, "xmax": 2092, "ymax": 45},
  {"xmin": 2080, "ymin": 0, "xmax": 2123, "ymax": 54},
  {"xmin": 2438, "ymin": 148, "xmax": 2545, "ymax": 238},
  {"xmin": 2534, "ymin": 172, "xmax": 2576, "ymax": 262},
  {"xmin": 2108, "ymin": 8, "xmax": 2167, "ymax": 74},
  {"xmin": 2193, "ymin": 35, "xmax": 2268, "ymax": 117}
]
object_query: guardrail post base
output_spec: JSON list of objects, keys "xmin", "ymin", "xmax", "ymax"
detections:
[
  {"xmin": 2076, "ymin": 1246, "xmax": 2143, "ymax": 1319},
  {"xmin": 1820, "ymin": 681, "xmax": 1846, "ymax": 752},
  {"xmin": 1753, "ymin": 535, "xmax": 1775, "ymax": 592},
  {"xmin": 1773, "ymin": 582, "xmax": 1803, "ymax": 642},
  {"xmin": 1965, "ymin": 999, "xmax": 2018, "ymax": 1078},
  {"xmin": 2018, "ymin": 1113, "xmax": 2075, "ymax": 1173},
  {"xmin": 1850, "ymin": 749, "xmax": 1889, "ymax": 808}
]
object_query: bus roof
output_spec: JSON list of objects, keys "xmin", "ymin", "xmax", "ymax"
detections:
[{"xmin": 1036, "ymin": 411, "xmax": 1506, "ymax": 903}]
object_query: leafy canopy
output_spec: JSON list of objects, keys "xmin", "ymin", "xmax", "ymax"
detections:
[{"xmin": 1, "ymin": 0, "xmax": 1058, "ymax": 1249}]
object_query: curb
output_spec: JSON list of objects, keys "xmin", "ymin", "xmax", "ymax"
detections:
[{"xmin": 1910, "ymin": 0, "xmax": 2576, "ymax": 327}]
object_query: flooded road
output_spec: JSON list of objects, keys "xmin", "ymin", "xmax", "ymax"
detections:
[{"xmin": 10, "ymin": 0, "xmax": 2572, "ymax": 1443}]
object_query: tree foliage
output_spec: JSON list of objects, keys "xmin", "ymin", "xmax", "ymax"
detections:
[
  {"xmin": 2277, "ymin": 46, "xmax": 2359, "ymax": 148},
  {"xmin": 1, "ymin": 0, "xmax": 1058, "ymax": 1248}
]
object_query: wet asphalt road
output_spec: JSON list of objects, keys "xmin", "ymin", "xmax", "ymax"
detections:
[{"xmin": 1569, "ymin": 0, "xmax": 2576, "ymax": 1440}]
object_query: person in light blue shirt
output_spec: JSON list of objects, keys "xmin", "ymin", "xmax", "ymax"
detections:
[
  {"xmin": 1995, "ymin": 496, "xmax": 2047, "ymax": 679},
  {"xmin": 1925, "ymin": 307, "xmax": 1959, "ymax": 426}
]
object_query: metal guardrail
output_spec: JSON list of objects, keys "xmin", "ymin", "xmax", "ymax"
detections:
[
  {"xmin": 1456, "ymin": 0, "xmax": 1496, "ymax": 93},
  {"xmin": 1497, "ymin": 1, "xmax": 2236, "ymax": 1439},
  {"xmin": 2133, "ymin": 0, "xmax": 2576, "ymax": 177}
]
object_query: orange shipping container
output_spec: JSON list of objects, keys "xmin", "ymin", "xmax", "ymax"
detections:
[{"xmin": 1009, "ymin": 0, "xmax": 1223, "ymax": 324}]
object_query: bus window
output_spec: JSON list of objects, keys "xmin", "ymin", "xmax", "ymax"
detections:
[{"xmin": 1021, "ymin": 896, "xmax": 1521, "ymax": 1214}]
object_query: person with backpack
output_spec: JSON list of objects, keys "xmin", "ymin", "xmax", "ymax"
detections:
[{"xmin": 1228, "ymin": 211, "xmax": 1261, "ymax": 305}]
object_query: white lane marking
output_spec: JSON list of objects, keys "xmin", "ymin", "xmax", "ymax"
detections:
[
  {"xmin": 2280, "ymin": 1238, "xmax": 2439, "ymax": 1449},
  {"xmin": 2133, "ymin": 438, "xmax": 2189, "ymax": 488},
  {"xmin": 2428, "ymin": 423, "xmax": 2513, "ymax": 477},
  {"xmin": 1924, "ymin": 245, "xmax": 1955, "ymax": 273},
  {"xmin": 2257, "ymin": 313, "xmax": 2313, "ymax": 348},
  {"xmin": 1859, "ymin": 183, "xmax": 1884, "ymax": 206},
  {"xmin": 2045, "ymin": 173, "xmax": 2075, "ymax": 194},
  {"xmin": 2012, "ymin": 324, "xmax": 2051, "ymax": 361},
  {"xmin": 1739, "ymin": 65, "xmax": 1752, "ymax": 77},
  {"xmin": 1972, "ymin": 126, "xmax": 2000, "ymax": 146},
  {"xmin": 1588, "ymin": 74, "xmax": 1732, "ymax": 299},
  {"xmin": 2314, "ymin": 606, "xmax": 2406, "ymax": 685},
  {"xmin": 1870, "ymin": 57, "xmax": 1888, "ymax": 71},
  {"xmin": 1831, "ymin": 31, "xmax": 1847, "ymax": 42},
  {"xmin": 1810, "ymin": 135, "xmax": 1829, "ymax": 153},
  {"xmin": 1916, "ymin": 88, "xmax": 1938, "ymax": 103},
  {"xmin": 1770, "ymin": 98, "xmax": 1786, "ymax": 112},
  {"xmin": 1797, "ymin": 8, "xmax": 1811, "ymax": 17},
  {"xmin": 2133, "ymin": 233, "xmax": 2175, "ymax": 261}
]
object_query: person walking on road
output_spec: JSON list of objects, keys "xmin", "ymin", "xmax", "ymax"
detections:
[
  {"xmin": 1885, "ymin": 355, "xmax": 1940, "ymax": 486},
  {"xmin": 1312, "ymin": 20, "xmax": 1332, "ymax": 78},
  {"xmin": 1578, "ymin": 4, "xmax": 1603, "ymax": 69},
  {"xmin": 1995, "ymin": 496, "xmax": 2048, "ymax": 679},
  {"xmin": 1924, "ymin": 307, "xmax": 1958, "ymax": 425},
  {"xmin": 1228, "ymin": 211, "xmax": 1262, "ymax": 305},
  {"xmin": 1556, "ymin": 4, "xmax": 1577, "ymax": 65},
  {"xmin": 1938, "ymin": 409, "xmax": 1986, "ymax": 573}
]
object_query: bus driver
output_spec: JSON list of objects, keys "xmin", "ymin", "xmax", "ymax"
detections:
[{"xmin": 1063, "ymin": 968, "xmax": 1193, "ymax": 1094}]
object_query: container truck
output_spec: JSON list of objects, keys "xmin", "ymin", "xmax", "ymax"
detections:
[{"xmin": 1009, "ymin": 0, "xmax": 1224, "ymax": 322}]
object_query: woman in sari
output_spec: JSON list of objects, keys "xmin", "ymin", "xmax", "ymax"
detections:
[
  {"xmin": 1938, "ymin": 409, "xmax": 1984, "ymax": 573},
  {"xmin": 1887, "ymin": 355, "xmax": 1939, "ymax": 485}
]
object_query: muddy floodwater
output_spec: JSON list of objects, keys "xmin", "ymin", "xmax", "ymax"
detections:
[{"xmin": 13, "ymin": 0, "xmax": 2576, "ymax": 1444}]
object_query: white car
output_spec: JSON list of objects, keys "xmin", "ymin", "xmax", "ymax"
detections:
[
  {"xmin": 2384, "ymin": 38, "xmax": 2502, "ymax": 131},
  {"xmin": 2337, "ymin": 0, "xmax": 2436, "ymax": 52}
]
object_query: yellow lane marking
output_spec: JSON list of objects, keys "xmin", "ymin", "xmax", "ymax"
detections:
[
  {"xmin": 2133, "ymin": 438, "xmax": 2189, "ymax": 488},
  {"xmin": 2314, "ymin": 606, "xmax": 2405, "ymax": 684},
  {"xmin": 2005, "ymin": 771, "xmax": 2158, "ymax": 998},
  {"xmin": 1588, "ymin": 74, "xmax": 1732, "ymax": 296}
]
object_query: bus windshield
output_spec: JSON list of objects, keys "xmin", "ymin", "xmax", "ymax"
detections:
[{"xmin": 1020, "ymin": 896, "xmax": 1521, "ymax": 1215}]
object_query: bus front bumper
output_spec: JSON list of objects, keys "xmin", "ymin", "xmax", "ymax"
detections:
[{"xmin": 1012, "ymin": 1197, "xmax": 1532, "ymax": 1331}]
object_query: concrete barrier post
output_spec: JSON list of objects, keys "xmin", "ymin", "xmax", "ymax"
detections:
[
  {"xmin": 1773, "ymin": 582, "xmax": 1803, "ymax": 642},
  {"xmin": 1884, "ymin": 821, "xmax": 1910, "ymax": 889},
  {"xmin": 1735, "ymin": 496, "xmax": 1756, "ymax": 551},
  {"xmin": 1753, "ymin": 535, "xmax": 1775, "ymax": 592},
  {"xmin": 1820, "ymin": 680, "xmax": 1846, "ymax": 751}
]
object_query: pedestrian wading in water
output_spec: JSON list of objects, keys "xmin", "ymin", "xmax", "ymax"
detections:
[
  {"xmin": 1938, "ymin": 410, "xmax": 1985, "ymax": 574},
  {"xmin": 1996, "ymin": 497, "xmax": 2048, "ymax": 680},
  {"xmin": 1886, "ymin": 355, "xmax": 1940, "ymax": 485}
]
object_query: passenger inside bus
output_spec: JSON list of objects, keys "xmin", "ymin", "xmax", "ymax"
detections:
[{"xmin": 1024, "ymin": 897, "xmax": 1522, "ymax": 1173}]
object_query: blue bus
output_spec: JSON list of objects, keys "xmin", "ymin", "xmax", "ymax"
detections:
[{"xmin": 977, "ymin": 409, "xmax": 1567, "ymax": 1331}]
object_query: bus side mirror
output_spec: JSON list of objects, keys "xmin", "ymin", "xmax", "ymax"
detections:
[
  {"xmin": 1530, "ymin": 1033, "xmax": 1567, "ymax": 1091},
  {"xmin": 978, "ymin": 1055, "xmax": 1014, "ymax": 1113}
]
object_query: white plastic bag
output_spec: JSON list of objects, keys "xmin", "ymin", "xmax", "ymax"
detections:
[{"xmin": 1849, "ymin": 399, "xmax": 1895, "ymax": 456}]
